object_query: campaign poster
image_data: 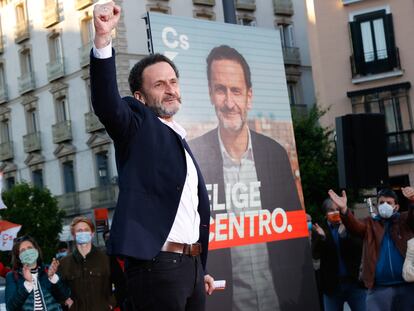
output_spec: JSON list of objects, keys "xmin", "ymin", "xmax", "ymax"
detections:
[{"xmin": 145, "ymin": 13, "xmax": 319, "ymax": 311}]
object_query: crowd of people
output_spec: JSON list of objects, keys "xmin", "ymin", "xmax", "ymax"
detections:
[{"xmin": 309, "ymin": 187, "xmax": 414, "ymax": 311}]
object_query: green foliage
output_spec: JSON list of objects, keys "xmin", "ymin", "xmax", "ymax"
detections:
[
  {"xmin": 292, "ymin": 106, "xmax": 338, "ymax": 224},
  {"xmin": 0, "ymin": 183, "xmax": 65, "ymax": 264}
]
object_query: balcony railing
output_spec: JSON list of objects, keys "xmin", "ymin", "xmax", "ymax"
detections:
[
  {"xmin": 47, "ymin": 57, "xmax": 65, "ymax": 82},
  {"xmin": 75, "ymin": 0, "xmax": 94, "ymax": 10},
  {"xmin": 23, "ymin": 132, "xmax": 41, "ymax": 153},
  {"xmin": 350, "ymin": 47, "xmax": 401, "ymax": 78},
  {"xmin": 52, "ymin": 120, "xmax": 72, "ymax": 143},
  {"xmin": 273, "ymin": 0, "xmax": 294, "ymax": 16},
  {"xmin": 90, "ymin": 185, "xmax": 117, "ymax": 208},
  {"xmin": 282, "ymin": 46, "xmax": 301, "ymax": 65},
  {"xmin": 85, "ymin": 111, "xmax": 104, "ymax": 133},
  {"xmin": 236, "ymin": 0, "xmax": 256, "ymax": 11},
  {"xmin": 0, "ymin": 141, "xmax": 14, "ymax": 161},
  {"xmin": 57, "ymin": 192, "xmax": 79, "ymax": 215},
  {"xmin": 387, "ymin": 131, "xmax": 413, "ymax": 157},
  {"xmin": 79, "ymin": 41, "xmax": 93, "ymax": 68},
  {"xmin": 18, "ymin": 71, "xmax": 35, "ymax": 94},
  {"xmin": 43, "ymin": 1, "xmax": 59, "ymax": 28},
  {"xmin": 15, "ymin": 19, "xmax": 30, "ymax": 43},
  {"xmin": 193, "ymin": 0, "xmax": 215, "ymax": 5},
  {"xmin": 0, "ymin": 85, "xmax": 8, "ymax": 104}
]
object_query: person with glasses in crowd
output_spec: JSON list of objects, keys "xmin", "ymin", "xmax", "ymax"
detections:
[{"xmin": 5, "ymin": 235, "xmax": 70, "ymax": 311}]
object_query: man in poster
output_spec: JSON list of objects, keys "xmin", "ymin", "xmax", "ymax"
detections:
[{"xmin": 189, "ymin": 45, "xmax": 318, "ymax": 311}]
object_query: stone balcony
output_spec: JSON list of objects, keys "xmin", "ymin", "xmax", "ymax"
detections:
[
  {"xmin": 236, "ymin": 0, "xmax": 256, "ymax": 11},
  {"xmin": 23, "ymin": 131, "xmax": 41, "ymax": 153},
  {"xmin": 90, "ymin": 185, "xmax": 117, "ymax": 208},
  {"xmin": 75, "ymin": 0, "xmax": 94, "ymax": 10},
  {"xmin": 43, "ymin": 1, "xmax": 59, "ymax": 28},
  {"xmin": 79, "ymin": 41, "xmax": 93, "ymax": 68},
  {"xmin": 57, "ymin": 192, "xmax": 79, "ymax": 215},
  {"xmin": 18, "ymin": 71, "xmax": 35, "ymax": 95},
  {"xmin": 273, "ymin": 0, "xmax": 293, "ymax": 16},
  {"xmin": 52, "ymin": 120, "xmax": 72, "ymax": 144},
  {"xmin": 0, "ymin": 141, "xmax": 14, "ymax": 161},
  {"xmin": 283, "ymin": 46, "xmax": 301, "ymax": 66},
  {"xmin": 0, "ymin": 86, "xmax": 8, "ymax": 104},
  {"xmin": 193, "ymin": 0, "xmax": 215, "ymax": 5},
  {"xmin": 85, "ymin": 111, "xmax": 104, "ymax": 133},
  {"xmin": 15, "ymin": 19, "xmax": 30, "ymax": 43},
  {"xmin": 47, "ymin": 58, "xmax": 65, "ymax": 82}
]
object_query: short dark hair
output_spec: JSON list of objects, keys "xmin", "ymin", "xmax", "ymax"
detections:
[
  {"xmin": 12, "ymin": 235, "xmax": 43, "ymax": 271},
  {"xmin": 128, "ymin": 53, "xmax": 180, "ymax": 94},
  {"xmin": 321, "ymin": 198, "xmax": 334, "ymax": 214},
  {"xmin": 206, "ymin": 45, "xmax": 252, "ymax": 89},
  {"xmin": 377, "ymin": 188, "xmax": 398, "ymax": 204}
]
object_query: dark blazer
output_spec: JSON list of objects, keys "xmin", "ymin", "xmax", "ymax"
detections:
[
  {"xmin": 312, "ymin": 221, "xmax": 364, "ymax": 295},
  {"xmin": 189, "ymin": 128, "xmax": 319, "ymax": 311},
  {"xmin": 89, "ymin": 52, "xmax": 210, "ymax": 269}
]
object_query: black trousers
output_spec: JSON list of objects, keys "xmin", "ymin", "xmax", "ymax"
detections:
[{"xmin": 125, "ymin": 252, "xmax": 206, "ymax": 311}]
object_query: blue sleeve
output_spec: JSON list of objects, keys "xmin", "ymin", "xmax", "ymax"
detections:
[
  {"xmin": 5, "ymin": 272, "xmax": 30, "ymax": 311},
  {"xmin": 90, "ymin": 50, "xmax": 143, "ymax": 142}
]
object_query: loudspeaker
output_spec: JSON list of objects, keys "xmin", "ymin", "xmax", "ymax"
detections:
[{"xmin": 336, "ymin": 113, "xmax": 388, "ymax": 189}]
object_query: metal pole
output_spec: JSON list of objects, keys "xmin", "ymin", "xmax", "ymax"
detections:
[{"xmin": 222, "ymin": 0, "xmax": 237, "ymax": 24}]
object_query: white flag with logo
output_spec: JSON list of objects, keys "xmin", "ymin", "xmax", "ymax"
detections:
[{"xmin": 0, "ymin": 220, "xmax": 22, "ymax": 251}]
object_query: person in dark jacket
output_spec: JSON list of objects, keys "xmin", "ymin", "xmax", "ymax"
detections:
[
  {"xmin": 312, "ymin": 198, "xmax": 366, "ymax": 311},
  {"xmin": 5, "ymin": 235, "xmax": 70, "ymax": 311},
  {"xmin": 59, "ymin": 216, "xmax": 115, "ymax": 311}
]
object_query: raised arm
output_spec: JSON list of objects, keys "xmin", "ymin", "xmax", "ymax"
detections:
[
  {"xmin": 328, "ymin": 189, "xmax": 367, "ymax": 237},
  {"xmin": 90, "ymin": 2, "xmax": 141, "ymax": 141}
]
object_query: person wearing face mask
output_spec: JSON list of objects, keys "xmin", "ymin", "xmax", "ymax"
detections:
[
  {"xmin": 55, "ymin": 241, "xmax": 69, "ymax": 260},
  {"xmin": 329, "ymin": 188, "xmax": 414, "ymax": 311},
  {"xmin": 5, "ymin": 235, "xmax": 70, "ymax": 311},
  {"xmin": 312, "ymin": 198, "xmax": 365, "ymax": 311},
  {"xmin": 58, "ymin": 216, "xmax": 115, "ymax": 311}
]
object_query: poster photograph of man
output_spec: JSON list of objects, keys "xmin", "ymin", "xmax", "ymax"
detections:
[{"xmin": 145, "ymin": 13, "xmax": 319, "ymax": 311}]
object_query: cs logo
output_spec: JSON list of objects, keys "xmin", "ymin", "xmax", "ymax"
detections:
[{"xmin": 162, "ymin": 26, "xmax": 189, "ymax": 60}]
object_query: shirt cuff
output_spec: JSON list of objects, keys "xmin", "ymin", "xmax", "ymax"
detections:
[
  {"xmin": 24, "ymin": 281, "xmax": 33, "ymax": 293},
  {"xmin": 93, "ymin": 41, "xmax": 113, "ymax": 59},
  {"xmin": 49, "ymin": 274, "xmax": 59, "ymax": 284}
]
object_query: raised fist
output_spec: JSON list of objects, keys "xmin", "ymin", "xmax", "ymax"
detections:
[{"xmin": 93, "ymin": 1, "xmax": 121, "ymax": 48}]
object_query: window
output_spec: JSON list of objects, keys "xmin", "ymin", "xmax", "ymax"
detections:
[
  {"xmin": 0, "ymin": 63, "xmax": 7, "ymax": 101},
  {"xmin": 48, "ymin": 32, "xmax": 63, "ymax": 63},
  {"xmin": 19, "ymin": 48, "xmax": 33, "ymax": 75},
  {"xmin": 26, "ymin": 109, "xmax": 38, "ymax": 133},
  {"xmin": 80, "ymin": 17, "xmax": 93, "ymax": 46},
  {"xmin": 96, "ymin": 152, "xmax": 110, "ymax": 186},
  {"xmin": 62, "ymin": 161, "xmax": 76, "ymax": 193},
  {"xmin": 15, "ymin": 2, "xmax": 26, "ymax": 24},
  {"xmin": 349, "ymin": 83, "xmax": 413, "ymax": 156},
  {"xmin": 6, "ymin": 176, "xmax": 15, "ymax": 190},
  {"xmin": 278, "ymin": 23, "xmax": 295, "ymax": 47},
  {"xmin": 32, "ymin": 169, "xmax": 43, "ymax": 188},
  {"xmin": 0, "ymin": 119, "xmax": 10, "ymax": 143},
  {"xmin": 56, "ymin": 96, "xmax": 68, "ymax": 122},
  {"xmin": 350, "ymin": 10, "xmax": 399, "ymax": 76},
  {"xmin": 287, "ymin": 83, "xmax": 297, "ymax": 106}
]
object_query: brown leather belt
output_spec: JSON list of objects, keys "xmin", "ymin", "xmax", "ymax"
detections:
[{"xmin": 161, "ymin": 241, "xmax": 202, "ymax": 256}]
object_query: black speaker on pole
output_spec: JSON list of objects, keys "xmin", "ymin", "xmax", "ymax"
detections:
[{"xmin": 336, "ymin": 113, "xmax": 389, "ymax": 189}]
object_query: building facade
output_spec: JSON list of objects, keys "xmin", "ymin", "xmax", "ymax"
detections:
[
  {"xmin": 0, "ymin": 0, "xmax": 314, "ymax": 231},
  {"xmin": 306, "ymin": 0, "xmax": 414, "ymax": 192}
]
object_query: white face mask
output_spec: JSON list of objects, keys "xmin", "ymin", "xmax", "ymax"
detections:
[{"xmin": 378, "ymin": 202, "xmax": 394, "ymax": 219}]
